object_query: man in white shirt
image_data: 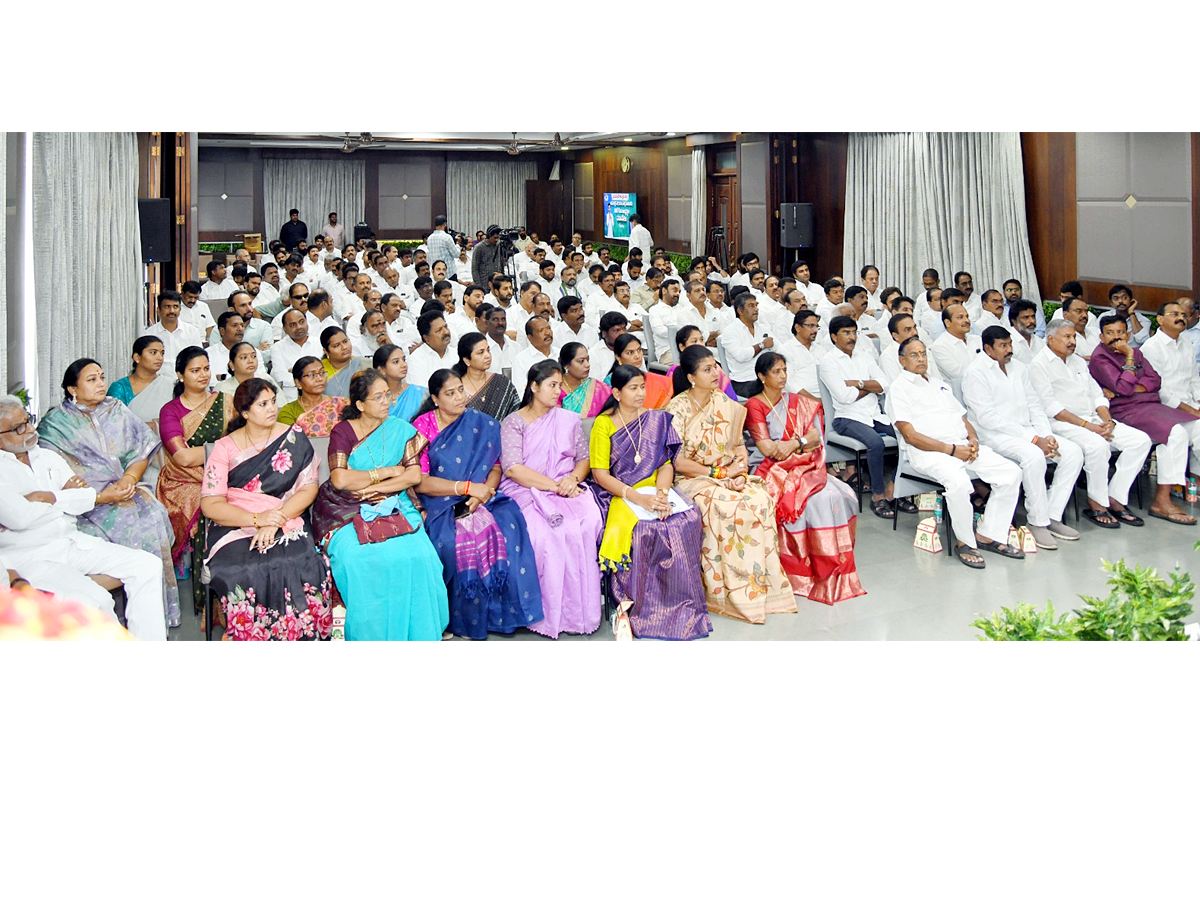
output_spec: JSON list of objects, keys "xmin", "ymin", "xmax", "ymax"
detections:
[
  {"xmin": 0, "ymin": 397, "xmax": 166, "ymax": 639},
  {"xmin": 623, "ymin": 258, "xmax": 647, "ymax": 293},
  {"xmin": 301, "ymin": 244, "xmax": 323, "ymax": 276},
  {"xmin": 706, "ymin": 280, "xmax": 736, "ymax": 333},
  {"xmin": 646, "ymin": 280, "xmax": 681, "ymax": 364},
  {"xmin": 511, "ymin": 318, "xmax": 556, "ymax": 397},
  {"xmin": 589, "ymin": 312, "xmax": 628, "ymax": 383},
  {"xmin": 1108, "ymin": 283, "xmax": 1153, "ymax": 349},
  {"xmin": 552, "ymin": 296, "xmax": 591, "ymax": 356},
  {"xmin": 627, "ymin": 213, "xmax": 652, "ymax": 261},
  {"xmin": 728, "ymin": 253, "xmax": 759, "ymax": 291},
  {"xmin": 601, "ymin": 281, "xmax": 648, "ymax": 345},
  {"xmin": 843, "ymin": 287, "xmax": 882, "ymax": 360},
  {"xmin": 879, "ymin": 313, "xmax": 942, "ymax": 386},
  {"xmin": 720, "ymin": 293, "xmax": 775, "ymax": 398},
  {"xmin": 1029, "ymin": 320, "xmax": 1151, "ymax": 528},
  {"xmin": 228, "ymin": 290, "xmax": 273, "ymax": 365},
  {"xmin": 1001, "ymin": 278, "xmax": 1047, "ymax": 338},
  {"xmin": 632, "ymin": 266, "xmax": 664, "ymax": 312},
  {"xmin": 962, "ymin": 326, "xmax": 1084, "ymax": 549},
  {"xmin": 886, "ymin": 338, "xmax": 1025, "ymax": 568},
  {"xmin": 481, "ymin": 306, "xmax": 514, "ymax": 375},
  {"xmin": 445, "ymin": 284, "xmax": 483, "ymax": 350},
  {"xmin": 143, "ymin": 291, "xmax": 203, "ymax": 376},
  {"xmin": 271, "ymin": 283, "xmax": 320, "ymax": 343},
  {"xmin": 774, "ymin": 309, "xmax": 822, "ymax": 398},
  {"xmin": 675, "ymin": 281, "xmax": 721, "ymax": 349},
  {"xmin": 813, "ymin": 278, "xmax": 844, "ymax": 326},
  {"xmin": 509, "ymin": 280, "xmax": 541, "ymax": 348},
  {"xmin": 1141, "ymin": 300, "xmax": 1200, "ymax": 465},
  {"xmin": 1057, "ymin": 295, "xmax": 1100, "ymax": 360},
  {"xmin": 252, "ymin": 263, "xmax": 284, "ymax": 319},
  {"xmin": 929, "ymin": 302, "xmax": 983, "ymax": 383},
  {"xmin": 971, "ymin": 290, "xmax": 1009, "ymax": 337},
  {"xmin": 405, "ymin": 311, "xmax": 455, "ymax": 390},
  {"xmin": 321, "ymin": 212, "xmax": 344, "ymax": 248},
  {"xmin": 272, "ymin": 308, "xmax": 323, "ymax": 403},
  {"xmin": 913, "ymin": 268, "xmax": 941, "ymax": 313},
  {"xmin": 859, "ymin": 264, "xmax": 884, "ymax": 311},
  {"xmin": 179, "ymin": 279, "xmax": 215, "ymax": 341},
  {"xmin": 199, "ymin": 260, "xmax": 237, "ymax": 306},
  {"xmin": 917, "ymin": 287, "xmax": 947, "ymax": 341},
  {"xmin": 1178, "ymin": 297, "xmax": 1200, "ymax": 366},
  {"xmin": 279, "ymin": 253, "xmax": 313, "ymax": 299},
  {"xmin": 819, "ymin": 315, "xmax": 898, "ymax": 515},
  {"xmin": 1007, "ymin": 299, "xmax": 1047, "ymax": 366},
  {"xmin": 308, "ymin": 290, "xmax": 340, "ymax": 342},
  {"xmin": 207, "ymin": 312, "xmax": 265, "ymax": 387},
  {"xmin": 952, "ymin": 271, "xmax": 982, "ymax": 321},
  {"xmin": 790, "ymin": 259, "xmax": 827, "ymax": 310}
]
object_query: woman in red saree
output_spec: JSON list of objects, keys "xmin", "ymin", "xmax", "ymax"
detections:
[{"xmin": 744, "ymin": 352, "xmax": 865, "ymax": 605}]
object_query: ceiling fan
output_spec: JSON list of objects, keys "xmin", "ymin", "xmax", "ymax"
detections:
[{"xmin": 341, "ymin": 132, "xmax": 386, "ymax": 153}]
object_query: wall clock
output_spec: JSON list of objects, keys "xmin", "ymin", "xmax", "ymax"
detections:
[{"xmin": 620, "ymin": 156, "xmax": 632, "ymax": 173}]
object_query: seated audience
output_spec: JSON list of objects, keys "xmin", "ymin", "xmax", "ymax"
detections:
[
  {"xmin": 881, "ymin": 313, "xmax": 943, "ymax": 384},
  {"xmin": 1108, "ymin": 284, "xmax": 1152, "ymax": 348},
  {"xmin": 312, "ymin": 370, "xmax": 449, "ymax": 641},
  {"xmin": 406, "ymin": 311, "xmax": 455, "ymax": 390},
  {"xmin": 156, "ymin": 347, "xmax": 232, "ymax": 572},
  {"xmin": 412, "ymin": 369, "xmax": 544, "ymax": 639},
  {"xmin": 929, "ymin": 302, "xmax": 982, "ymax": 382},
  {"xmin": 142, "ymin": 291, "xmax": 203, "ymax": 376},
  {"xmin": 668, "ymin": 326, "xmax": 739, "ymax": 401},
  {"xmin": 453, "ymin": 332, "xmax": 521, "ymax": 422},
  {"xmin": 589, "ymin": 365, "xmax": 711, "ymax": 640},
  {"xmin": 511, "ymin": 317, "xmax": 556, "ymax": 398},
  {"xmin": 886, "ymin": 337, "xmax": 1025, "ymax": 569},
  {"xmin": 276, "ymin": 356, "xmax": 348, "ymax": 435},
  {"xmin": 721, "ymin": 292, "xmax": 775, "ymax": 398},
  {"xmin": 665, "ymin": 346, "xmax": 795, "ymax": 623},
  {"xmin": 273, "ymin": 308, "xmax": 322, "ymax": 403},
  {"xmin": 1029, "ymin": 321, "xmax": 1150, "ymax": 528},
  {"xmin": 1141, "ymin": 301, "xmax": 1200, "ymax": 428},
  {"xmin": 773, "ymin": 310, "xmax": 822, "ymax": 399},
  {"xmin": 199, "ymin": 378, "xmax": 332, "ymax": 640},
  {"xmin": 962, "ymin": 326, "xmax": 1084, "ymax": 550},
  {"xmin": 373, "ymin": 344, "xmax": 426, "ymax": 422},
  {"xmin": 558, "ymin": 341, "xmax": 612, "ymax": 416},
  {"xmin": 603, "ymin": 334, "xmax": 673, "ymax": 409},
  {"xmin": 1007, "ymin": 299, "xmax": 1046, "ymax": 365},
  {"xmin": 319, "ymin": 326, "xmax": 372, "ymax": 397},
  {"xmin": 0, "ymin": 395, "xmax": 167, "ymax": 640},
  {"xmin": 819, "ymin": 315, "xmax": 900, "ymax": 518},
  {"xmin": 499, "ymin": 360, "xmax": 604, "ymax": 639},
  {"xmin": 589, "ymin": 311, "xmax": 628, "ymax": 380},
  {"xmin": 217, "ymin": 341, "xmax": 280, "ymax": 398},
  {"xmin": 745, "ymin": 353, "xmax": 864, "ymax": 604},
  {"xmin": 107, "ymin": 336, "xmax": 176, "ymax": 426},
  {"xmin": 1088, "ymin": 315, "xmax": 1199, "ymax": 525}
]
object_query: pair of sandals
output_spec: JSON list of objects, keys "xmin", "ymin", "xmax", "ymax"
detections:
[
  {"xmin": 957, "ymin": 538, "xmax": 1025, "ymax": 569},
  {"xmin": 871, "ymin": 497, "xmax": 919, "ymax": 519},
  {"xmin": 1081, "ymin": 507, "xmax": 1144, "ymax": 528}
]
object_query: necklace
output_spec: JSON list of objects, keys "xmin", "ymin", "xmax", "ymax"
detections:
[
  {"xmin": 765, "ymin": 392, "xmax": 795, "ymax": 437},
  {"xmin": 615, "ymin": 406, "xmax": 645, "ymax": 465},
  {"xmin": 241, "ymin": 425, "xmax": 275, "ymax": 455},
  {"xmin": 463, "ymin": 370, "xmax": 488, "ymax": 397},
  {"xmin": 358, "ymin": 416, "xmax": 385, "ymax": 468}
]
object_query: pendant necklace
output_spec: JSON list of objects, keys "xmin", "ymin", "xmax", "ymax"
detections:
[{"xmin": 616, "ymin": 407, "xmax": 644, "ymax": 465}]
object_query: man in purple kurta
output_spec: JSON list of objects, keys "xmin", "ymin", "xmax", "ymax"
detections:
[{"xmin": 1088, "ymin": 315, "xmax": 1196, "ymax": 525}]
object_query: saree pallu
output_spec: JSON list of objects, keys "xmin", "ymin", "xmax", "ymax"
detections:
[
  {"xmin": 414, "ymin": 408, "xmax": 543, "ymax": 639},
  {"xmin": 664, "ymin": 391, "xmax": 796, "ymax": 624},
  {"xmin": 388, "ymin": 383, "xmax": 427, "ymax": 422},
  {"xmin": 560, "ymin": 378, "xmax": 611, "ymax": 417},
  {"xmin": 602, "ymin": 370, "xmax": 674, "ymax": 409},
  {"xmin": 315, "ymin": 417, "xmax": 448, "ymax": 641},
  {"xmin": 37, "ymin": 398, "xmax": 181, "ymax": 627},
  {"xmin": 277, "ymin": 396, "xmax": 347, "ymax": 435},
  {"xmin": 589, "ymin": 409, "xmax": 711, "ymax": 641},
  {"xmin": 499, "ymin": 408, "xmax": 603, "ymax": 638},
  {"xmin": 465, "ymin": 374, "xmax": 521, "ymax": 423},
  {"xmin": 745, "ymin": 392, "xmax": 864, "ymax": 605},
  {"xmin": 202, "ymin": 426, "xmax": 333, "ymax": 640},
  {"xmin": 156, "ymin": 393, "xmax": 231, "ymax": 565},
  {"xmin": 323, "ymin": 357, "xmax": 373, "ymax": 397}
]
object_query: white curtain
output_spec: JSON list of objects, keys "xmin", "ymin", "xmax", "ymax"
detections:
[
  {"xmin": 446, "ymin": 159, "xmax": 538, "ymax": 234},
  {"xmin": 0, "ymin": 133, "xmax": 7, "ymax": 392},
  {"xmin": 263, "ymin": 157, "xmax": 366, "ymax": 246},
  {"xmin": 690, "ymin": 147, "xmax": 706, "ymax": 259},
  {"xmin": 32, "ymin": 132, "xmax": 143, "ymax": 414},
  {"xmin": 843, "ymin": 132, "xmax": 1041, "ymax": 300}
]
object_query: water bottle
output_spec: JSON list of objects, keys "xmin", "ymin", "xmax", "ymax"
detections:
[
  {"xmin": 1188, "ymin": 476, "xmax": 1198, "ymax": 504},
  {"xmin": 934, "ymin": 494, "xmax": 943, "ymax": 524}
]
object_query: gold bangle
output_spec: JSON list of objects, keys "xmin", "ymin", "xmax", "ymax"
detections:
[
  {"xmin": 622, "ymin": 486, "xmax": 631, "ymax": 500},
  {"xmin": 253, "ymin": 512, "xmax": 259, "ymax": 528}
]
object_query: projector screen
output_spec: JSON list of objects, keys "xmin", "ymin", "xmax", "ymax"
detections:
[{"xmin": 603, "ymin": 192, "xmax": 637, "ymax": 240}]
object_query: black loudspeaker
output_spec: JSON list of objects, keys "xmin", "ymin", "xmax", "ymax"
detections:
[
  {"xmin": 138, "ymin": 198, "xmax": 173, "ymax": 263},
  {"xmin": 353, "ymin": 221, "xmax": 374, "ymax": 243},
  {"xmin": 780, "ymin": 203, "xmax": 814, "ymax": 248}
]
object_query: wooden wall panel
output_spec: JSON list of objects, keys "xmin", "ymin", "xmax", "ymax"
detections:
[
  {"xmin": 1022, "ymin": 131, "xmax": 1199, "ymax": 309},
  {"xmin": 771, "ymin": 132, "xmax": 848, "ymax": 284}
]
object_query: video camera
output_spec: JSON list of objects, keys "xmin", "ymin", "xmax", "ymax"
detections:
[{"xmin": 496, "ymin": 226, "xmax": 524, "ymax": 242}]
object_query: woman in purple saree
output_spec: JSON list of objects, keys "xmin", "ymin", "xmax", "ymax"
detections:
[
  {"xmin": 588, "ymin": 365, "xmax": 711, "ymax": 640},
  {"xmin": 500, "ymin": 360, "xmax": 603, "ymax": 638}
]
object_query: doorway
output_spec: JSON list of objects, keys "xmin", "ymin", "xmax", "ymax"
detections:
[{"xmin": 707, "ymin": 143, "xmax": 739, "ymax": 271}]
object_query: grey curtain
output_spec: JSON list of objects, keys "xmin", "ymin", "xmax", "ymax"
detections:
[
  {"xmin": 843, "ymin": 132, "xmax": 1041, "ymax": 300},
  {"xmin": 263, "ymin": 157, "xmax": 366, "ymax": 247},
  {"xmin": 32, "ymin": 132, "xmax": 143, "ymax": 414},
  {"xmin": 446, "ymin": 159, "xmax": 538, "ymax": 233},
  {"xmin": 690, "ymin": 146, "xmax": 706, "ymax": 258}
]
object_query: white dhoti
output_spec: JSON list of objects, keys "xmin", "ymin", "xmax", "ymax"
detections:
[
  {"xmin": 1050, "ymin": 420, "xmax": 1151, "ymax": 507},
  {"xmin": 907, "ymin": 446, "xmax": 1022, "ymax": 548},
  {"xmin": 1155, "ymin": 419, "xmax": 1200, "ymax": 486},
  {"xmin": 982, "ymin": 433, "xmax": 1084, "ymax": 526}
]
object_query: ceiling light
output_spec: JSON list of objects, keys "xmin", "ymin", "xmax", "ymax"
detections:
[
  {"xmin": 623, "ymin": 138, "xmax": 633, "ymax": 142},
  {"xmin": 666, "ymin": 132, "xmax": 676, "ymax": 137}
]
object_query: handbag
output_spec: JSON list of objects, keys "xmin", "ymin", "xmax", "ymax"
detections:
[
  {"xmin": 613, "ymin": 599, "xmax": 634, "ymax": 641},
  {"xmin": 352, "ymin": 510, "xmax": 415, "ymax": 544}
]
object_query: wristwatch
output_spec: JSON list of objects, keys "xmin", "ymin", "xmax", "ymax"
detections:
[{"xmin": 857, "ymin": 379, "xmax": 865, "ymax": 389}]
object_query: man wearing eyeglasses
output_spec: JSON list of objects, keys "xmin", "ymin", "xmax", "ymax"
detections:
[
  {"xmin": 0, "ymin": 396, "xmax": 166, "ymax": 639},
  {"xmin": 270, "ymin": 283, "xmax": 320, "ymax": 343}
]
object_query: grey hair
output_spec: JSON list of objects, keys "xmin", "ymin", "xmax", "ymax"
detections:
[
  {"xmin": 0, "ymin": 395, "xmax": 27, "ymax": 420},
  {"xmin": 1047, "ymin": 318, "xmax": 1077, "ymax": 338}
]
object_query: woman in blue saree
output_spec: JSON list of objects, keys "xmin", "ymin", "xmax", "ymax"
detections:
[
  {"xmin": 412, "ymin": 369, "xmax": 544, "ymax": 639},
  {"xmin": 312, "ymin": 369, "xmax": 448, "ymax": 641},
  {"xmin": 373, "ymin": 343, "xmax": 427, "ymax": 422}
]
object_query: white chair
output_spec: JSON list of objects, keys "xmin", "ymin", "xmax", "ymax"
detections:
[
  {"xmin": 815, "ymin": 363, "xmax": 898, "ymax": 512},
  {"xmin": 666, "ymin": 325, "xmax": 680, "ymax": 364},
  {"xmin": 889, "ymin": 431, "xmax": 955, "ymax": 560}
]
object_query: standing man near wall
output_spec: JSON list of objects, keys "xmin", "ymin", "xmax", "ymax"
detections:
[
  {"xmin": 280, "ymin": 208, "xmax": 308, "ymax": 251},
  {"xmin": 321, "ymin": 212, "xmax": 344, "ymax": 248},
  {"xmin": 426, "ymin": 215, "xmax": 460, "ymax": 280},
  {"xmin": 471, "ymin": 225, "xmax": 512, "ymax": 288},
  {"xmin": 628, "ymin": 213, "xmax": 653, "ymax": 262}
]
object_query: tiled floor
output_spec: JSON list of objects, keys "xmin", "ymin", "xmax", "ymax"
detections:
[{"xmin": 170, "ymin": 489, "xmax": 1200, "ymax": 642}]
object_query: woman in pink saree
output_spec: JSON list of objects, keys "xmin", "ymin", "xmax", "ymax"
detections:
[{"xmin": 500, "ymin": 360, "xmax": 604, "ymax": 638}]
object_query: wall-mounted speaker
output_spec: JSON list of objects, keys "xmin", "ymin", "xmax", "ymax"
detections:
[
  {"xmin": 138, "ymin": 198, "xmax": 172, "ymax": 263},
  {"xmin": 780, "ymin": 203, "xmax": 814, "ymax": 248}
]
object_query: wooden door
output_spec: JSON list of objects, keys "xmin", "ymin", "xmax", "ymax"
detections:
[
  {"xmin": 708, "ymin": 174, "xmax": 739, "ymax": 270},
  {"xmin": 526, "ymin": 180, "xmax": 571, "ymax": 239}
]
